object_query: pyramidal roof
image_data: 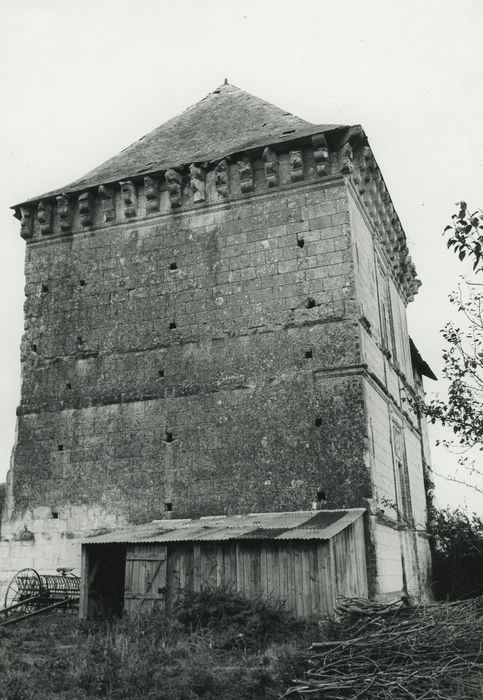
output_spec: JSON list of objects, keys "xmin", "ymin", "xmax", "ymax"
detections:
[{"xmin": 24, "ymin": 83, "xmax": 346, "ymax": 203}]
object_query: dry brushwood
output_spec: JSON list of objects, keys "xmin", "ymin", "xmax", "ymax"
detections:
[{"xmin": 282, "ymin": 596, "xmax": 483, "ymax": 699}]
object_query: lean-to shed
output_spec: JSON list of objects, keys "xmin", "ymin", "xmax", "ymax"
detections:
[{"xmin": 79, "ymin": 509, "xmax": 367, "ymax": 619}]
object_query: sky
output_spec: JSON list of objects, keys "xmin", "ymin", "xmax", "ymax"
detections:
[{"xmin": 0, "ymin": 0, "xmax": 482, "ymax": 512}]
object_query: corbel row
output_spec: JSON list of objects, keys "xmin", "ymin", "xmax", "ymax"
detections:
[
  {"xmin": 349, "ymin": 143, "xmax": 421, "ymax": 302},
  {"xmin": 16, "ymin": 132, "xmax": 420, "ymax": 301},
  {"xmin": 21, "ymin": 130, "xmax": 419, "ymax": 300},
  {"xmin": 19, "ymin": 135, "xmax": 337, "ymax": 240},
  {"xmin": 19, "ymin": 170, "xmax": 187, "ymax": 239}
]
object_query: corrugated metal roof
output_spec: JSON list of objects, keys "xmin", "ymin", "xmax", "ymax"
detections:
[{"xmin": 83, "ymin": 509, "xmax": 365, "ymax": 545}]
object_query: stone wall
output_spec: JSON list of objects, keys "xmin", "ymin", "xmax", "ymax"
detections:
[
  {"xmin": 1, "ymin": 134, "xmax": 430, "ymax": 603},
  {"xmin": 4, "ymin": 171, "xmax": 371, "ymax": 533},
  {"xmin": 348, "ymin": 190, "xmax": 431, "ymax": 597}
]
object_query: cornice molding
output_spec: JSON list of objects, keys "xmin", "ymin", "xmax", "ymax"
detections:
[{"xmin": 14, "ymin": 129, "xmax": 419, "ymax": 302}]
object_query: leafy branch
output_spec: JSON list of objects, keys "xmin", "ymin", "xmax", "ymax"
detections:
[
  {"xmin": 421, "ymin": 203, "xmax": 483, "ymax": 496},
  {"xmin": 444, "ymin": 202, "xmax": 483, "ymax": 272}
]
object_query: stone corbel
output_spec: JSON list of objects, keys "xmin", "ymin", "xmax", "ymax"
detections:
[
  {"xmin": 289, "ymin": 150, "xmax": 304, "ymax": 182},
  {"xmin": 238, "ymin": 156, "xmax": 254, "ymax": 193},
  {"xmin": 339, "ymin": 142, "xmax": 353, "ymax": 175},
  {"xmin": 353, "ymin": 146, "xmax": 371, "ymax": 193},
  {"xmin": 386, "ymin": 201, "xmax": 395, "ymax": 224},
  {"xmin": 189, "ymin": 164, "xmax": 206, "ymax": 203},
  {"xmin": 383, "ymin": 232, "xmax": 394, "ymax": 259},
  {"xmin": 373, "ymin": 191, "xmax": 384, "ymax": 223},
  {"xmin": 78, "ymin": 191, "xmax": 94, "ymax": 227},
  {"xmin": 387, "ymin": 225, "xmax": 397, "ymax": 247},
  {"xmin": 312, "ymin": 134, "xmax": 329, "ymax": 176},
  {"xmin": 56, "ymin": 193, "xmax": 73, "ymax": 233},
  {"xmin": 393, "ymin": 221, "xmax": 405, "ymax": 256},
  {"xmin": 262, "ymin": 147, "xmax": 279, "ymax": 187},
  {"xmin": 363, "ymin": 189, "xmax": 375, "ymax": 217},
  {"xmin": 360, "ymin": 145, "xmax": 372, "ymax": 172},
  {"xmin": 215, "ymin": 159, "xmax": 229, "ymax": 197},
  {"xmin": 165, "ymin": 169, "xmax": 183, "ymax": 208},
  {"xmin": 120, "ymin": 180, "xmax": 137, "ymax": 218},
  {"xmin": 399, "ymin": 248, "xmax": 410, "ymax": 275},
  {"xmin": 19, "ymin": 206, "xmax": 34, "ymax": 240},
  {"xmin": 144, "ymin": 175, "xmax": 160, "ymax": 213},
  {"xmin": 98, "ymin": 185, "xmax": 115, "ymax": 223},
  {"xmin": 38, "ymin": 200, "xmax": 53, "ymax": 235},
  {"xmin": 384, "ymin": 215, "xmax": 396, "ymax": 247}
]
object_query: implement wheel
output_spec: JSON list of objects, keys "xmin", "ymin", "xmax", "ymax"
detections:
[{"xmin": 4, "ymin": 568, "xmax": 42, "ymax": 613}]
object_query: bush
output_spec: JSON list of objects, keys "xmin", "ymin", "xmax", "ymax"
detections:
[
  {"xmin": 430, "ymin": 507, "xmax": 483, "ymax": 599},
  {"xmin": 173, "ymin": 587, "xmax": 319, "ymax": 651}
]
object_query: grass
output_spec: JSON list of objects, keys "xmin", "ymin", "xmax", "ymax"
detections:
[
  {"xmin": 0, "ymin": 590, "xmax": 321, "ymax": 700},
  {"xmin": 4, "ymin": 591, "xmax": 482, "ymax": 699}
]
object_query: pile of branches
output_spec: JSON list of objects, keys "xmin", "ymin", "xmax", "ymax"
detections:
[{"xmin": 283, "ymin": 596, "xmax": 483, "ymax": 699}]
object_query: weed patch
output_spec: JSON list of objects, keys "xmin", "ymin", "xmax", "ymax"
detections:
[{"xmin": 0, "ymin": 590, "xmax": 318, "ymax": 699}]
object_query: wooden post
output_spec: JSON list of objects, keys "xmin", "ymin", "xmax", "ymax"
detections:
[{"xmin": 79, "ymin": 544, "xmax": 89, "ymax": 620}]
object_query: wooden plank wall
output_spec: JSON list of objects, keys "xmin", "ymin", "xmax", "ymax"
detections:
[
  {"xmin": 122, "ymin": 518, "xmax": 367, "ymax": 618},
  {"xmin": 330, "ymin": 519, "xmax": 368, "ymax": 600}
]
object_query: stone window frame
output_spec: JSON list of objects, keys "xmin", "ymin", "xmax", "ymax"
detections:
[
  {"xmin": 390, "ymin": 418, "xmax": 414, "ymax": 527},
  {"xmin": 376, "ymin": 259, "xmax": 398, "ymax": 362}
]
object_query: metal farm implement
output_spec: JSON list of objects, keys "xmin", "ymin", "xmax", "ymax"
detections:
[{"xmin": 0, "ymin": 567, "xmax": 79, "ymax": 626}]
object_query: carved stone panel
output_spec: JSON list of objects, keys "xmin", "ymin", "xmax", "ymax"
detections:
[
  {"xmin": 78, "ymin": 191, "xmax": 94, "ymax": 227},
  {"xmin": 289, "ymin": 150, "xmax": 304, "ymax": 182},
  {"xmin": 312, "ymin": 134, "xmax": 329, "ymax": 177},
  {"xmin": 120, "ymin": 180, "xmax": 137, "ymax": 219},
  {"xmin": 56, "ymin": 194, "xmax": 73, "ymax": 233},
  {"xmin": 262, "ymin": 147, "xmax": 279, "ymax": 187},
  {"xmin": 165, "ymin": 169, "xmax": 182, "ymax": 208},
  {"xmin": 144, "ymin": 175, "xmax": 160, "ymax": 213},
  {"xmin": 38, "ymin": 200, "xmax": 52, "ymax": 236},
  {"xmin": 215, "ymin": 159, "xmax": 229, "ymax": 197},
  {"xmin": 189, "ymin": 164, "xmax": 206, "ymax": 203},
  {"xmin": 98, "ymin": 185, "xmax": 115, "ymax": 223},
  {"xmin": 20, "ymin": 206, "xmax": 34, "ymax": 240},
  {"xmin": 238, "ymin": 156, "xmax": 253, "ymax": 193}
]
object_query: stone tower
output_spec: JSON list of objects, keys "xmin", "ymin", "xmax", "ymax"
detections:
[{"xmin": 1, "ymin": 84, "xmax": 433, "ymax": 599}]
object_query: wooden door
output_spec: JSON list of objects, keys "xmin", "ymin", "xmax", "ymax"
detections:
[{"xmin": 124, "ymin": 544, "xmax": 167, "ymax": 615}]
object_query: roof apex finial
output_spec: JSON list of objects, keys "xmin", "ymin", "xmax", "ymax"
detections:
[{"xmin": 224, "ymin": 78, "xmax": 228, "ymax": 85}]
